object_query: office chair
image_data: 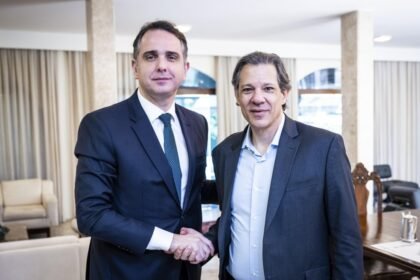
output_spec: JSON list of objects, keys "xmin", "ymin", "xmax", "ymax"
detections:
[
  {"xmin": 385, "ymin": 185, "xmax": 420, "ymax": 211},
  {"xmin": 373, "ymin": 164, "xmax": 418, "ymax": 203}
]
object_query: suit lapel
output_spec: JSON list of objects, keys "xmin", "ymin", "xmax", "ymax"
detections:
[
  {"xmin": 176, "ymin": 106, "xmax": 194, "ymax": 209},
  {"xmin": 264, "ymin": 116, "xmax": 300, "ymax": 231},
  {"xmin": 223, "ymin": 137, "xmax": 244, "ymax": 212},
  {"xmin": 128, "ymin": 93, "xmax": 180, "ymax": 205},
  {"xmin": 219, "ymin": 129, "xmax": 245, "ymax": 260}
]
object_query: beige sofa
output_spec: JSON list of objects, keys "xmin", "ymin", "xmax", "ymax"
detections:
[
  {"xmin": 0, "ymin": 178, "xmax": 59, "ymax": 230},
  {"xmin": 0, "ymin": 235, "xmax": 90, "ymax": 280}
]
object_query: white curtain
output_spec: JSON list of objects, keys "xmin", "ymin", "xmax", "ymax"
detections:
[
  {"xmin": 215, "ymin": 56, "xmax": 297, "ymax": 142},
  {"xmin": 282, "ymin": 58, "xmax": 298, "ymax": 119},
  {"xmin": 0, "ymin": 49, "xmax": 91, "ymax": 222},
  {"xmin": 215, "ymin": 56, "xmax": 245, "ymax": 142},
  {"xmin": 117, "ymin": 53, "xmax": 136, "ymax": 101},
  {"xmin": 374, "ymin": 61, "xmax": 420, "ymax": 183}
]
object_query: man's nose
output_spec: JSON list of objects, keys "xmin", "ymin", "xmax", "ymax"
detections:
[
  {"xmin": 251, "ymin": 89, "xmax": 265, "ymax": 104},
  {"xmin": 156, "ymin": 57, "xmax": 167, "ymax": 71}
]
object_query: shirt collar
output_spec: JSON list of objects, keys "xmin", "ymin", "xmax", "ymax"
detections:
[
  {"xmin": 137, "ymin": 89, "xmax": 176, "ymax": 122},
  {"xmin": 242, "ymin": 112, "xmax": 286, "ymax": 151}
]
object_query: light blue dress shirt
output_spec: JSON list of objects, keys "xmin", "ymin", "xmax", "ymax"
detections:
[{"xmin": 228, "ymin": 115, "xmax": 285, "ymax": 280}]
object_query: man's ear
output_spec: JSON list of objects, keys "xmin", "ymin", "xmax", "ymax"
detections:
[
  {"xmin": 235, "ymin": 91, "xmax": 240, "ymax": 106},
  {"xmin": 131, "ymin": 59, "xmax": 137, "ymax": 73},
  {"xmin": 282, "ymin": 89, "xmax": 290, "ymax": 104},
  {"xmin": 132, "ymin": 59, "xmax": 140, "ymax": 80}
]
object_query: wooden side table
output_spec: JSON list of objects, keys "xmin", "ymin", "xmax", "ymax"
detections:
[
  {"xmin": 3, "ymin": 224, "xmax": 29, "ymax": 242},
  {"xmin": 50, "ymin": 219, "xmax": 79, "ymax": 237}
]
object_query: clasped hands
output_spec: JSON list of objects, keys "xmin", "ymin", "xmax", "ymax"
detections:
[{"xmin": 167, "ymin": 227, "xmax": 214, "ymax": 264}]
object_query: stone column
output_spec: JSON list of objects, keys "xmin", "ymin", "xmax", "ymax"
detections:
[
  {"xmin": 86, "ymin": 0, "xmax": 118, "ymax": 109},
  {"xmin": 341, "ymin": 11, "xmax": 374, "ymax": 169}
]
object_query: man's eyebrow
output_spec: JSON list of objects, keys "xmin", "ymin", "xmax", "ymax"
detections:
[
  {"xmin": 166, "ymin": 51, "xmax": 180, "ymax": 56},
  {"xmin": 142, "ymin": 50, "xmax": 158, "ymax": 56}
]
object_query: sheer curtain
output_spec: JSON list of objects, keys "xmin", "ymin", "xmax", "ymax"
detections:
[
  {"xmin": 282, "ymin": 58, "xmax": 298, "ymax": 119},
  {"xmin": 374, "ymin": 61, "xmax": 420, "ymax": 183},
  {"xmin": 0, "ymin": 49, "xmax": 91, "ymax": 222},
  {"xmin": 215, "ymin": 56, "xmax": 297, "ymax": 142},
  {"xmin": 117, "ymin": 53, "xmax": 136, "ymax": 101},
  {"xmin": 215, "ymin": 56, "xmax": 245, "ymax": 142}
]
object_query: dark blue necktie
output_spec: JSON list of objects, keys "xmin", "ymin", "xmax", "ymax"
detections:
[{"xmin": 159, "ymin": 113, "xmax": 182, "ymax": 201}]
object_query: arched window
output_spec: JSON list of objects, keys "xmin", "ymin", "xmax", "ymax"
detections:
[
  {"xmin": 176, "ymin": 68, "xmax": 216, "ymax": 179},
  {"xmin": 297, "ymin": 68, "xmax": 342, "ymax": 134}
]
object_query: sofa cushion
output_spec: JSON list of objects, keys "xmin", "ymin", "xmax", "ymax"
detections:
[
  {"xmin": 1, "ymin": 179, "xmax": 42, "ymax": 206},
  {"xmin": 3, "ymin": 204, "xmax": 46, "ymax": 221},
  {"xmin": 0, "ymin": 243, "xmax": 81, "ymax": 280},
  {"xmin": 0, "ymin": 236, "xmax": 85, "ymax": 280}
]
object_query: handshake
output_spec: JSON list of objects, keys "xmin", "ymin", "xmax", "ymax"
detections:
[{"xmin": 167, "ymin": 227, "xmax": 214, "ymax": 264}]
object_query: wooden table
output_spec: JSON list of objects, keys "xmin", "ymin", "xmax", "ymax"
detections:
[
  {"xmin": 362, "ymin": 209, "xmax": 420, "ymax": 276},
  {"xmin": 2, "ymin": 224, "xmax": 28, "ymax": 242}
]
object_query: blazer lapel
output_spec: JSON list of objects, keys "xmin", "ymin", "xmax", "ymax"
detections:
[
  {"xmin": 264, "ymin": 116, "xmax": 300, "ymax": 231},
  {"xmin": 222, "ymin": 135, "xmax": 244, "ymax": 211},
  {"xmin": 128, "ymin": 93, "xmax": 180, "ymax": 205},
  {"xmin": 219, "ymin": 129, "xmax": 245, "ymax": 260},
  {"xmin": 176, "ymin": 106, "xmax": 194, "ymax": 209}
]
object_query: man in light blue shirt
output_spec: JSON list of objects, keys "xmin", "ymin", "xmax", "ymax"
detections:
[{"xmin": 205, "ymin": 51, "xmax": 363, "ymax": 280}]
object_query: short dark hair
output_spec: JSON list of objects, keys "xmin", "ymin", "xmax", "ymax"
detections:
[
  {"xmin": 232, "ymin": 51, "xmax": 291, "ymax": 110},
  {"xmin": 132, "ymin": 20, "xmax": 188, "ymax": 60}
]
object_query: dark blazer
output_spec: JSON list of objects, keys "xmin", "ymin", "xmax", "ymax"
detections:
[
  {"xmin": 207, "ymin": 116, "xmax": 363, "ymax": 280},
  {"xmin": 75, "ymin": 92, "xmax": 208, "ymax": 280}
]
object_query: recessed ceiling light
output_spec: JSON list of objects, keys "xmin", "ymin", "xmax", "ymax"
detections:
[
  {"xmin": 175, "ymin": 24, "xmax": 192, "ymax": 33},
  {"xmin": 374, "ymin": 35, "xmax": 392, "ymax": 43}
]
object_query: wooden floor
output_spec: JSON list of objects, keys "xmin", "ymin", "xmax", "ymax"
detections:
[{"xmin": 202, "ymin": 257, "xmax": 219, "ymax": 280}]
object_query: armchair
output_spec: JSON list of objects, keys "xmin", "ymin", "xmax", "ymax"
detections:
[{"xmin": 0, "ymin": 179, "xmax": 58, "ymax": 230}]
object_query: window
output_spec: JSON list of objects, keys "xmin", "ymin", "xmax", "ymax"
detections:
[
  {"xmin": 297, "ymin": 68, "xmax": 342, "ymax": 134},
  {"xmin": 175, "ymin": 68, "xmax": 217, "ymax": 179}
]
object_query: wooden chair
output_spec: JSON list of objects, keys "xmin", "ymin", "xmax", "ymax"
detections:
[
  {"xmin": 352, "ymin": 163, "xmax": 412, "ymax": 280},
  {"xmin": 353, "ymin": 162, "xmax": 383, "ymax": 216}
]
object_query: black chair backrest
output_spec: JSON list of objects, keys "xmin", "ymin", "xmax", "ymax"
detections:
[
  {"xmin": 388, "ymin": 186, "xmax": 420, "ymax": 209},
  {"xmin": 374, "ymin": 164, "xmax": 392, "ymax": 179}
]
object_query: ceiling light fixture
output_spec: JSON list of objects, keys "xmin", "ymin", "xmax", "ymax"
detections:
[
  {"xmin": 374, "ymin": 35, "xmax": 392, "ymax": 43},
  {"xmin": 175, "ymin": 24, "xmax": 192, "ymax": 33}
]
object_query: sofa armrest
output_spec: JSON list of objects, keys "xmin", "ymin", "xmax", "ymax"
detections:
[
  {"xmin": 0, "ymin": 184, "xmax": 3, "ymax": 223},
  {"xmin": 42, "ymin": 193, "xmax": 58, "ymax": 226},
  {"xmin": 42, "ymin": 181, "xmax": 58, "ymax": 226}
]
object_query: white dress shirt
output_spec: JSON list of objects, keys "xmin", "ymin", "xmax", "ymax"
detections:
[
  {"xmin": 228, "ymin": 115, "xmax": 285, "ymax": 280},
  {"xmin": 137, "ymin": 91, "xmax": 189, "ymax": 251}
]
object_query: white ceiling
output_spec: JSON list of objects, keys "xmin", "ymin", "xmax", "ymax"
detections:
[{"xmin": 0, "ymin": 0, "xmax": 419, "ymax": 48}]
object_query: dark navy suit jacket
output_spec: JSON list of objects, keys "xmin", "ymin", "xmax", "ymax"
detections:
[
  {"xmin": 75, "ymin": 92, "xmax": 208, "ymax": 280},
  {"xmin": 207, "ymin": 116, "xmax": 363, "ymax": 280}
]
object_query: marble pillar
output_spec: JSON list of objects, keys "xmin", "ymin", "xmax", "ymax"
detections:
[
  {"xmin": 341, "ymin": 11, "xmax": 374, "ymax": 169},
  {"xmin": 86, "ymin": 0, "xmax": 118, "ymax": 109}
]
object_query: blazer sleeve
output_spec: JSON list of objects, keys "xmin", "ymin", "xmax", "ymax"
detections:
[
  {"xmin": 75, "ymin": 113, "xmax": 154, "ymax": 255},
  {"xmin": 325, "ymin": 135, "xmax": 364, "ymax": 279}
]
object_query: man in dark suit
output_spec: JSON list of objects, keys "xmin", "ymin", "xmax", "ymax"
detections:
[
  {"xmin": 75, "ymin": 20, "xmax": 214, "ymax": 280},
  {"xmin": 205, "ymin": 52, "xmax": 363, "ymax": 279}
]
